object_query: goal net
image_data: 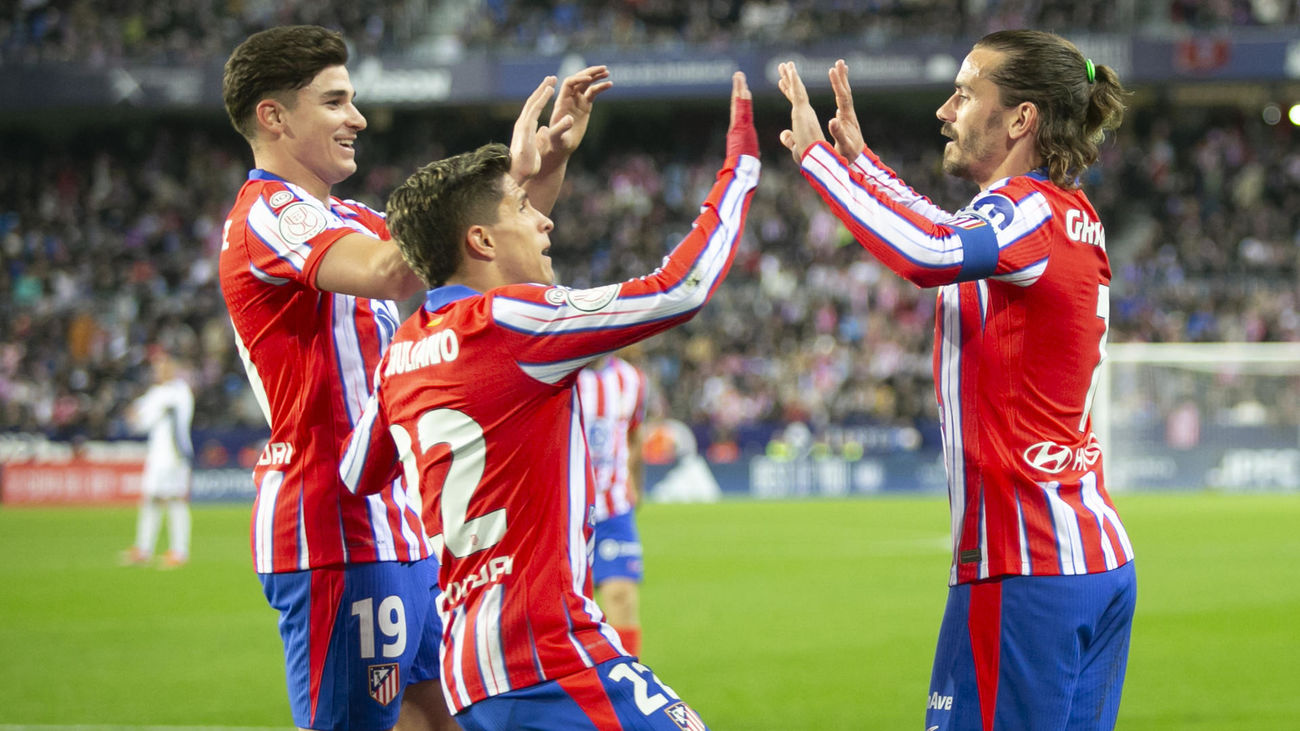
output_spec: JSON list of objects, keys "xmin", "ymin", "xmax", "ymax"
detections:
[{"xmin": 1095, "ymin": 342, "xmax": 1300, "ymax": 492}]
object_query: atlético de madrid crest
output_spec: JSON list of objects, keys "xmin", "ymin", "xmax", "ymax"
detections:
[{"xmin": 368, "ymin": 663, "xmax": 400, "ymax": 706}]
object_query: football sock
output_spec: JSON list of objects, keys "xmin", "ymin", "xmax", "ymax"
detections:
[
  {"xmin": 135, "ymin": 500, "xmax": 161, "ymax": 556},
  {"xmin": 168, "ymin": 501, "xmax": 191, "ymax": 558}
]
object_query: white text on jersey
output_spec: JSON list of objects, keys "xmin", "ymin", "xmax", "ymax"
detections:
[
  {"xmin": 1065, "ymin": 209, "xmax": 1106, "ymax": 248},
  {"xmin": 258, "ymin": 441, "xmax": 294, "ymax": 466},
  {"xmin": 384, "ymin": 330, "xmax": 460, "ymax": 377},
  {"xmin": 441, "ymin": 554, "xmax": 514, "ymax": 610}
]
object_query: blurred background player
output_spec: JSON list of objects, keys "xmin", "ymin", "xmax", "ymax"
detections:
[
  {"xmin": 340, "ymin": 71, "xmax": 758, "ymax": 730},
  {"xmin": 778, "ymin": 30, "xmax": 1137, "ymax": 731},
  {"xmin": 578, "ymin": 348, "xmax": 648, "ymax": 657},
  {"xmin": 220, "ymin": 23, "xmax": 609, "ymax": 731},
  {"xmin": 121, "ymin": 348, "xmax": 194, "ymax": 569}
]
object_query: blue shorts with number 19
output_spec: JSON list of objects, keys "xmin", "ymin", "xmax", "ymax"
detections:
[
  {"xmin": 260, "ymin": 557, "xmax": 443, "ymax": 731},
  {"xmin": 456, "ymin": 657, "xmax": 709, "ymax": 731}
]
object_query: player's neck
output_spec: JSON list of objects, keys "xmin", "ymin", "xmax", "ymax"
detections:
[
  {"xmin": 252, "ymin": 148, "xmax": 332, "ymax": 204},
  {"xmin": 976, "ymin": 142, "xmax": 1042, "ymax": 191}
]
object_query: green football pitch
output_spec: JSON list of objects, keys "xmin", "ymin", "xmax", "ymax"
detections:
[{"xmin": 1, "ymin": 492, "xmax": 1297, "ymax": 730}]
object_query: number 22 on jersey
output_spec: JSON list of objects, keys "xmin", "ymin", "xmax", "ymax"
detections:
[{"xmin": 389, "ymin": 408, "xmax": 505, "ymax": 558}]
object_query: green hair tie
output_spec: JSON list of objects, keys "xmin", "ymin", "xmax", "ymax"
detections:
[{"xmin": 1085, "ymin": 58, "xmax": 1096, "ymax": 84}]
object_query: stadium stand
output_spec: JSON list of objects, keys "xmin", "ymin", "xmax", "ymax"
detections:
[{"xmin": 2, "ymin": 2, "xmax": 1298, "ymax": 463}]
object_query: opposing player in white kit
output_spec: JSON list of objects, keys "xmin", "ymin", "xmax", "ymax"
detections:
[
  {"xmin": 578, "ymin": 353, "xmax": 649, "ymax": 658},
  {"xmin": 122, "ymin": 349, "xmax": 194, "ymax": 568},
  {"xmin": 341, "ymin": 72, "xmax": 759, "ymax": 730}
]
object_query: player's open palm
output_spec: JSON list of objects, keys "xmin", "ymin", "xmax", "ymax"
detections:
[
  {"xmin": 510, "ymin": 76, "xmax": 557, "ymax": 183},
  {"xmin": 828, "ymin": 59, "xmax": 865, "ymax": 160},
  {"xmin": 541, "ymin": 65, "xmax": 613, "ymax": 161},
  {"xmin": 777, "ymin": 61, "xmax": 826, "ymax": 163},
  {"xmin": 727, "ymin": 71, "xmax": 757, "ymax": 158}
]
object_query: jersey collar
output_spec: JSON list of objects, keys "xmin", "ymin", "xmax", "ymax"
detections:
[
  {"xmin": 248, "ymin": 169, "xmax": 286, "ymax": 182},
  {"xmin": 424, "ymin": 285, "xmax": 480, "ymax": 312}
]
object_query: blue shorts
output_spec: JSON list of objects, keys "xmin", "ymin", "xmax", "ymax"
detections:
[
  {"xmin": 593, "ymin": 511, "xmax": 643, "ymax": 585},
  {"xmin": 456, "ymin": 657, "xmax": 708, "ymax": 731},
  {"xmin": 926, "ymin": 561, "xmax": 1136, "ymax": 731},
  {"xmin": 260, "ymin": 558, "xmax": 443, "ymax": 731}
]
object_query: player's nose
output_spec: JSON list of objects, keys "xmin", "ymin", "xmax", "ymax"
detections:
[{"xmin": 348, "ymin": 104, "xmax": 367, "ymax": 130}]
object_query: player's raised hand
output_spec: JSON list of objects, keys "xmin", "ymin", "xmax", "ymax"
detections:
[
  {"xmin": 777, "ymin": 61, "xmax": 826, "ymax": 163},
  {"xmin": 509, "ymin": 76, "xmax": 557, "ymax": 183},
  {"xmin": 827, "ymin": 59, "xmax": 865, "ymax": 160},
  {"xmin": 726, "ymin": 71, "xmax": 757, "ymax": 159},
  {"xmin": 539, "ymin": 65, "xmax": 613, "ymax": 163}
]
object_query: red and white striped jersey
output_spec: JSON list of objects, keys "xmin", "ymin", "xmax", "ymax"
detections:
[
  {"xmin": 577, "ymin": 357, "xmax": 647, "ymax": 522},
  {"xmin": 220, "ymin": 170, "xmax": 430, "ymax": 574},
  {"xmin": 799, "ymin": 141, "xmax": 1133, "ymax": 586},
  {"xmin": 340, "ymin": 152, "xmax": 759, "ymax": 712}
]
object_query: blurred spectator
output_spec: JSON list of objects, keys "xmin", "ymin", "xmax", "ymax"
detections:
[
  {"xmin": 1, "ymin": 54, "xmax": 1297, "ymax": 456},
  {"xmin": 5, "ymin": 1, "xmax": 1299, "ymax": 66}
]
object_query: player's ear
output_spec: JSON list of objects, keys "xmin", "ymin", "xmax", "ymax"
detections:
[
  {"xmin": 1008, "ymin": 101, "xmax": 1038, "ymax": 141},
  {"xmin": 465, "ymin": 224, "xmax": 494, "ymax": 261},
  {"xmin": 255, "ymin": 99, "xmax": 286, "ymax": 135}
]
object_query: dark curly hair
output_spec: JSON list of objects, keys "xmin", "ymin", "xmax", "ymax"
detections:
[{"xmin": 386, "ymin": 143, "xmax": 512, "ymax": 287}]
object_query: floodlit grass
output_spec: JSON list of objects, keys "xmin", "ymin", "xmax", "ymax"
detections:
[{"xmin": 0, "ymin": 492, "xmax": 1297, "ymax": 729}]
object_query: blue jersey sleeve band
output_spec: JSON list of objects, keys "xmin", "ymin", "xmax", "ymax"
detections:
[{"xmin": 954, "ymin": 224, "xmax": 1000, "ymax": 280}]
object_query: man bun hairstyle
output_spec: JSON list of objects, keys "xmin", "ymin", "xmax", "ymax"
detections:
[
  {"xmin": 386, "ymin": 143, "xmax": 513, "ymax": 287},
  {"xmin": 223, "ymin": 25, "xmax": 349, "ymax": 141},
  {"xmin": 976, "ymin": 29, "xmax": 1128, "ymax": 189}
]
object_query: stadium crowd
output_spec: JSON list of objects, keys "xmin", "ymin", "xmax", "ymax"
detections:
[
  {"xmin": 6, "ymin": 0, "xmax": 1300, "ymax": 65},
  {"xmin": 2, "ymin": 2, "xmax": 1298, "ymax": 454},
  {"xmin": 3, "ymin": 91, "xmax": 1297, "ymax": 454}
]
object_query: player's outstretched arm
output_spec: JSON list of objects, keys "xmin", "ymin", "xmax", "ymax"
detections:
[
  {"xmin": 827, "ymin": 59, "xmax": 866, "ymax": 161},
  {"xmin": 490, "ymin": 72, "xmax": 759, "ymax": 373},
  {"xmin": 528, "ymin": 65, "xmax": 613, "ymax": 215},
  {"xmin": 777, "ymin": 61, "xmax": 827, "ymax": 163}
]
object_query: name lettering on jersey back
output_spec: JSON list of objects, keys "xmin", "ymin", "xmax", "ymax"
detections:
[
  {"xmin": 440, "ymin": 554, "xmax": 514, "ymax": 609},
  {"xmin": 258, "ymin": 441, "xmax": 294, "ymax": 466},
  {"xmin": 927, "ymin": 692, "xmax": 953, "ymax": 711},
  {"xmin": 384, "ymin": 330, "xmax": 460, "ymax": 376},
  {"xmin": 1065, "ymin": 209, "xmax": 1106, "ymax": 248}
]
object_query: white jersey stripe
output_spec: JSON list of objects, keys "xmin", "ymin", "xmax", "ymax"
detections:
[
  {"xmin": 1083, "ymin": 473, "xmax": 1135, "ymax": 561},
  {"xmin": 565, "ymin": 391, "xmax": 597, "ymax": 668},
  {"xmin": 253, "ymin": 471, "xmax": 281, "ymax": 574},
  {"xmin": 806, "ymin": 146, "xmax": 968, "ymax": 264},
  {"xmin": 851, "ymin": 151, "xmax": 952, "ymax": 222},
  {"xmin": 520, "ymin": 354, "xmax": 603, "ymax": 386},
  {"xmin": 1015, "ymin": 493, "xmax": 1032, "ymax": 575},
  {"xmin": 231, "ymin": 322, "xmax": 273, "ymax": 427},
  {"xmin": 939, "ymin": 285, "xmax": 964, "ymax": 585},
  {"xmin": 340, "ymin": 396, "xmax": 380, "ymax": 492},
  {"xmin": 366, "ymin": 492, "xmax": 397, "ymax": 562},
  {"xmin": 448, "ymin": 606, "xmax": 472, "ymax": 709},
  {"xmin": 248, "ymin": 263, "xmax": 289, "ymax": 286},
  {"xmin": 1043, "ymin": 482, "xmax": 1086, "ymax": 575},
  {"xmin": 990, "ymin": 257, "xmax": 1049, "ymax": 286},
  {"xmin": 475, "ymin": 584, "xmax": 510, "ymax": 696},
  {"xmin": 331, "ymin": 293, "xmax": 369, "ymax": 427},
  {"xmin": 1080, "ymin": 473, "xmax": 1119, "ymax": 571},
  {"xmin": 977, "ymin": 495, "xmax": 990, "ymax": 580},
  {"xmin": 493, "ymin": 156, "xmax": 759, "ymax": 348},
  {"xmin": 297, "ymin": 491, "xmax": 311, "ymax": 569}
]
